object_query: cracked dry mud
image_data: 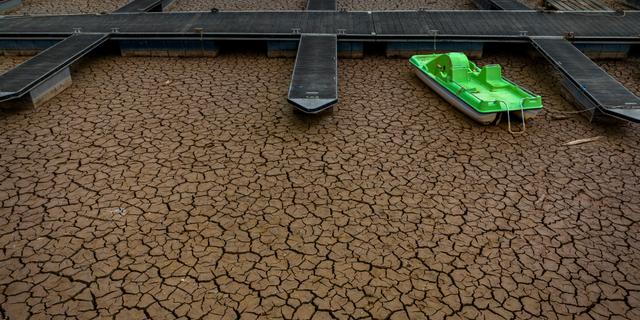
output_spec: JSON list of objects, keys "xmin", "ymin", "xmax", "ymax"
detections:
[
  {"xmin": 9, "ymin": 0, "xmax": 129, "ymax": 15},
  {"xmin": 166, "ymin": 0, "xmax": 632, "ymax": 11},
  {"xmin": 1, "ymin": 49, "xmax": 640, "ymax": 319},
  {"xmin": 167, "ymin": 0, "xmax": 475, "ymax": 11},
  {"xmin": 337, "ymin": 0, "xmax": 475, "ymax": 10},
  {"xmin": 6, "ymin": 0, "xmax": 636, "ymax": 14},
  {"xmin": 169, "ymin": 0, "xmax": 307, "ymax": 11}
]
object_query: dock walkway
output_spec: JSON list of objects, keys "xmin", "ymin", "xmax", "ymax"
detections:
[{"xmin": 531, "ymin": 37, "xmax": 640, "ymax": 121}]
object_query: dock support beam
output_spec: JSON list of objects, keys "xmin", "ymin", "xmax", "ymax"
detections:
[
  {"xmin": 386, "ymin": 42, "xmax": 483, "ymax": 59},
  {"xmin": 287, "ymin": 34, "xmax": 338, "ymax": 113},
  {"xmin": 118, "ymin": 39, "xmax": 219, "ymax": 57},
  {"xmin": 21, "ymin": 68, "xmax": 72, "ymax": 107},
  {"xmin": 267, "ymin": 41, "xmax": 298, "ymax": 58},
  {"xmin": 268, "ymin": 40, "xmax": 362, "ymax": 58},
  {"xmin": 0, "ymin": 39, "xmax": 60, "ymax": 56},
  {"xmin": 574, "ymin": 43, "xmax": 630, "ymax": 59}
]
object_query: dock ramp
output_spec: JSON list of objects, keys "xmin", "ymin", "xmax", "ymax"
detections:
[
  {"xmin": 530, "ymin": 37, "xmax": 640, "ymax": 122},
  {"xmin": 287, "ymin": 34, "xmax": 338, "ymax": 113}
]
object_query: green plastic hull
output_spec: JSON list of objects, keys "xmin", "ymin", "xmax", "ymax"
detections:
[{"xmin": 410, "ymin": 53, "xmax": 542, "ymax": 124}]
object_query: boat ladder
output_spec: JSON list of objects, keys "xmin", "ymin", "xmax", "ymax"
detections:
[{"xmin": 497, "ymin": 100, "xmax": 526, "ymax": 135}]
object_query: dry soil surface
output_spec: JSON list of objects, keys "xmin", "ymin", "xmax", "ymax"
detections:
[
  {"xmin": 1, "ymin": 50, "xmax": 640, "ymax": 319},
  {"xmin": 10, "ymin": 0, "xmax": 129, "ymax": 14},
  {"xmin": 169, "ymin": 0, "xmax": 306, "ymax": 11},
  {"xmin": 2, "ymin": 0, "xmax": 640, "ymax": 319},
  {"xmin": 167, "ymin": 0, "xmax": 475, "ymax": 11},
  {"xmin": 5, "ymin": 0, "xmax": 636, "ymax": 13},
  {"xmin": 337, "ymin": 0, "xmax": 475, "ymax": 10},
  {"xmin": 166, "ymin": 0, "xmax": 632, "ymax": 11}
]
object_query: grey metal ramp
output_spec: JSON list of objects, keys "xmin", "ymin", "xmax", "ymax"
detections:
[
  {"xmin": 115, "ymin": 0, "xmax": 162, "ymax": 13},
  {"xmin": 306, "ymin": 0, "xmax": 336, "ymax": 11},
  {"xmin": 369, "ymin": 11, "xmax": 639, "ymax": 38},
  {"xmin": 530, "ymin": 37, "xmax": 640, "ymax": 122},
  {"xmin": 624, "ymin": 0, "xmax": 640, "ymax": 8},
  {"xmin": 545, "ymin": 0, "xmax": 612, "ymax": 11},
  {"xmin": 472, "ymin": 0, "xmax": 531, "ymax": 10},
  {"xmin": 0, "ymin": 33, "xmax": 108, "ymax": 102},
  {"xmin": 288, "ymin": 34, "xmax": 337, "ymax": 113},
  {"xmin": 0, "ymin": 0, "xmax": 22, "ymax": 13}
]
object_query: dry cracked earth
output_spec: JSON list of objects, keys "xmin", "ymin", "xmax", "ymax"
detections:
[
  {"xmin": 5, "ymin": 0, "xmax": 636, "ymax": 13},
  {"xmin": 1, "ymin": 1, "xmax": 640, "ymax": 320},
  {"xmin": 9, "ymin": 0, "xmax": 129, "ymax": 15}
]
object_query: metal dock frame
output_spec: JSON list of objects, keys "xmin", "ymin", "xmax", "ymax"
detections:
[
  {"xmin": 530, "ymin": 36, "xmax": 640, "ymax": 122},
  {"xmin": 0, "ymin": 33, "xmax": 108, "ymax": 107},
  {"xmin": 287, "ymin": 34, "xmax": 338, "ymax": 113}
]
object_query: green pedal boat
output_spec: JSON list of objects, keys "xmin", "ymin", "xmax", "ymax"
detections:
[{"xmin": 410, "ymin": 53, "xmax": 542, "ymax": 125}]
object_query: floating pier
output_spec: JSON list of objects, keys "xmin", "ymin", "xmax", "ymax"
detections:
[
  {"xmin": 288, "ymin": 34, "xmax": 338, "ymax": 113},
  {"xmin": 0, "ymin": 33, "xmax": 108, "ymax": 107},
  {"xmin": 0, "ymin": 10, "xmax": 639, "ymax": 122},
  {"xmin": 1, "ymin": 11, "xmax": 639, "ymax": 39},
  {"xmin": 385, "ymin": 42, "xmax": 484, "ymax": 59},
  {"xmin": 530, "ymin": 37, "xmax": 640, "ymax": 122},
  {"xmin": 286, "ymin": 0, "xmax": 339, "ymax": 112}
]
